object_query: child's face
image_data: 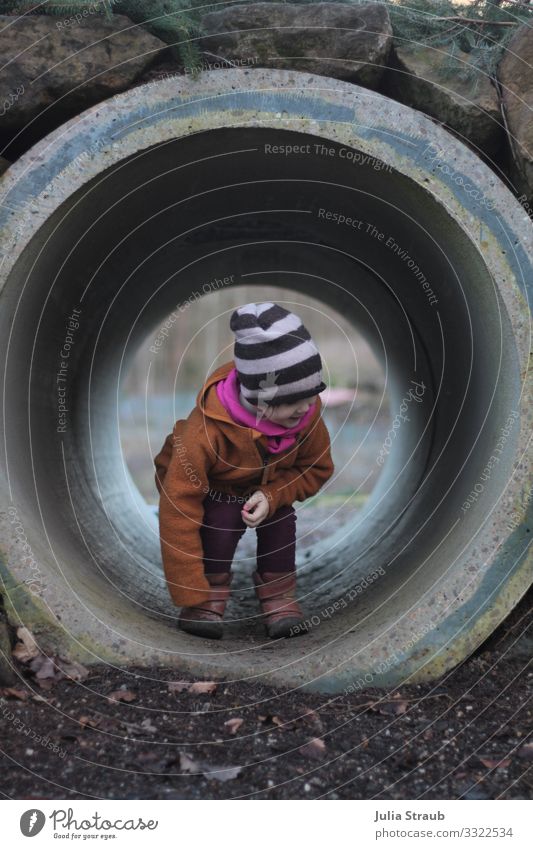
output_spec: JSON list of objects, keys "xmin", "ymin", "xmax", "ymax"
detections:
[{"xmin": 258, "ymin": 395, "xmax": 318, "ymax": 428}]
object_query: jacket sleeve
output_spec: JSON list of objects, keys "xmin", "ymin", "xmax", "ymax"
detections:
[
  {"xmin": 154, "ymin": 433, "xmax": 173, "ymax": 495},
  {"xmin": 156, "ymin": 420, "xmax": 214, "ymax": 608},
  {"xmin": 258, "ymin": 415, "xmax": 334, "ymax": 518}
]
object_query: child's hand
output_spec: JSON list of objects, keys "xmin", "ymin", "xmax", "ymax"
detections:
[{"xmin": 242, "ymin": 491, "xmax": 269, "ymax": 528}]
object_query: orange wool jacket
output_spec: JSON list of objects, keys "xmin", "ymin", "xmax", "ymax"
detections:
[{"xmin": 154, "ymin": 360, "xmax": 334, "ymax": 608}]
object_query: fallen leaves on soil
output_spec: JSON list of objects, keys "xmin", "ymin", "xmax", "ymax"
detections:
[{"xmin": 11, "ymin": 628, "xmax": 90, "ymax": 690}]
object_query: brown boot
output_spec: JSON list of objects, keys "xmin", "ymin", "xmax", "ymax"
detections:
[
  {"xmin": 178, "ymin": 572, "xmax": 232, "ymax": 639},
  {"xmin": 252, "ymin": 570, "xmax": 307, "ymax": 639}
]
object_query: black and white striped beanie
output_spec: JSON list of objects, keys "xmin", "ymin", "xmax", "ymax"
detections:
[{"xmin": 230, "ymin": 302, "xmax": 326, "ymax": 406}]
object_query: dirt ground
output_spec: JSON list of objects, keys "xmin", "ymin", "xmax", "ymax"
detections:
[{"xmin": 0, "ymin": 587, "xmax": 531, "ymax": 801}]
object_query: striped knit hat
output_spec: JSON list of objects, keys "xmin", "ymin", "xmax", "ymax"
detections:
[{"xmin": 230, "ymin": 302, "xmax": 326, "ymax": 406}]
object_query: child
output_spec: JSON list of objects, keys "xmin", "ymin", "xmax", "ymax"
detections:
[{"xmin": 154, "ymin": 302, "xmax": 334, "ymax": 640}]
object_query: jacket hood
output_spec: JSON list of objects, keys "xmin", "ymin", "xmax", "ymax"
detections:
[{"xmin": 195, "ymin": 360, "xmax": 323, "ymax": 441}]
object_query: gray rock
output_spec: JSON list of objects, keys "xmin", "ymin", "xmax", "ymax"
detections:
[
  {"xmin": 0, "ymin": 14, "xmax": 168, "ymax": 134},
  {"xmin": 385, "ymin": 43, "xmax": 503, "ymax": 157},
  {"xmin": 498, "ymin": 24, "xmax": 533, "ymax": 201},
  {"xmin": 199, "ymin": 2, "xmax": 392, "ymax": 88}
]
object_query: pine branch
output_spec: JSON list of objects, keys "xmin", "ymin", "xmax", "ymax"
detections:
[
  {"xmin": 493, "ymin": 74, "xmax": 523, "ymax": 176},
  {"xmin": 433, "ymin": 15, "xmax": 516, "ymax": 25},
  {"xmin": 202, "ymin": 51, "xmax": 239, "ymax": 68}
]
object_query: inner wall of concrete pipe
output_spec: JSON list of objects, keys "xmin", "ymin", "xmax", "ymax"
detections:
[{"xmin": 0, "ymin": 118, "xmax": 525, "ymax": 691}]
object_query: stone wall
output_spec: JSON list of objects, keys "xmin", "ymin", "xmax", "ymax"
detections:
[{"xmin": 0, "ymin": 4, "xmax": 530, "ymax": 201}]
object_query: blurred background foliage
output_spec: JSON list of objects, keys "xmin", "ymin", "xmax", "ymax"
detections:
[{"xmin": 120, "ymin": 286, "xmax": 389, "ymax": 503}]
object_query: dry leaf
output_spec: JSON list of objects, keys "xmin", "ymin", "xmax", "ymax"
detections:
[
  {"xmin": 207, "ymin": 765, "xmax": 242, "ymax": 782},
  {"xmin": 59, "ymin": 659, "xmax": 89, "ymax": 682},
  {"xmin": 224, "ymin": 718, "xmax": 244, "ymax": 734},
  {"xmin": 78, "ymin": 715, "xmax": 100, "ymax": 729},
  {"xmin": 178, "ymin": 751, "xmax": 242, "ymax": 782},
  {"xmin": 35, "ymin": 658, "xmax": 57, "ymax": 679},
  {"xmin": 190, "ymin": 681, "xmax": 217, "ymax": 695},
  {"xmin": 30, "ymin": 655, "xmax": 58, "ymax": 682},
  {"xmin": 34, "ymin": 678, "xmax": 55, "ymax": 691},
  {"xmin": 0, "ymin": 687, "xmax": 30, "ymax": 701},
  {"xmin": 169, "ymin": 680, "xmax": 217, "ymax": 695},
  {"xmin": 479, "ymin": 755, "xmax": 511, "ymax": 769},
  {"xmin": 301, "ymin": 737, "xmax": 326, "ymax": 759},
  {"xmin": 78, "ymin": 714, "xmax": 121, "ymax": 734},
  {"xmin": 108, "ymin": 689, "xmax": 137, "ymax": 703},
  {"xmin": 12, "ymin": 627, "xmax": 40, "ymax": 663},
  {"xmin": 179, "ymin": 752, "xmax": 202, "ymax": 774}
]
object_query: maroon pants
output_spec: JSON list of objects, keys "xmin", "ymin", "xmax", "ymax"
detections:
[{"xmin": 200, "ymin": 490, "xmax": 296, "ymax": 575}]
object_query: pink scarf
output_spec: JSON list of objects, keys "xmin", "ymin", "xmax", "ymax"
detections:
[{"xmin": 216, "ymin": 368, "xmax": 316, "ymax": 454}]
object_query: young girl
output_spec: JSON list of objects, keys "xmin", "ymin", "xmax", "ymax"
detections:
[{"xmin": 154, "ymin": 302, "xmax": 334, "ymax": 639}]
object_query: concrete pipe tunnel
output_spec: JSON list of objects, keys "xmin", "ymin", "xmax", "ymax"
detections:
[{"xmin": 0, "ymin": 70, "xmax": 531, "ymax": 694}]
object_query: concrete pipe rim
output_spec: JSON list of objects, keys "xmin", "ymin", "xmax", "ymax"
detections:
[{"xmin": 0, "ymin": 69, "xmax": 531, "ymax": 694}]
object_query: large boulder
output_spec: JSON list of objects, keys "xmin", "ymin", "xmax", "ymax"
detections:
[
  {"xmin": 498, "ymin": 24, "xmax": 533, "ymax": 202},
  {"xmin": 0, "ymin": 13, "xmax": 168, "ymax": 155},
  {"xmin": 385, "ymin": 43, "xmax": 503, "ymax": 158},
  {"xmin": 199, "ymin": 2, "xmax": 392, "ymax": 88}
]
